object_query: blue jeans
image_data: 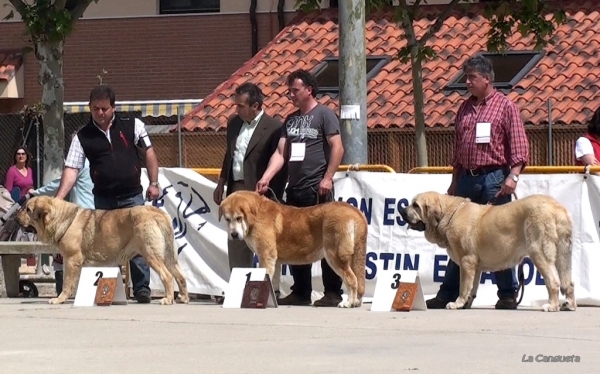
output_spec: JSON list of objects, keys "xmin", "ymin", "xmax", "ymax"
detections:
[
  {"xmin": 94, "ymin": 193, "xmax": 151, "ymax": 296},
  {"xmin": 436, "ymin": 168, "xmax": 518, "ymax": 301}
]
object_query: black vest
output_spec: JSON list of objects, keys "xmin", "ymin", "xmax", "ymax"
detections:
[{"xmin": 78, "ymin": 115, "xmax": 142, "ymax": 198}]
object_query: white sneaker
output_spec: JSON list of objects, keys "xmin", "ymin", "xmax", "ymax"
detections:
[{"xmin": 42, "ymin": 264, "xmax": 51, "ymax": 275}]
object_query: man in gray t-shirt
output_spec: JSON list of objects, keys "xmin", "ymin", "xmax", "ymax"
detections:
[
  {"xmin": 256, "ymin": 69, "xmax": 345, "ymax": 307},
  {"xmin": 284, "ymin": 103, "xmax": 340, "ymax": 192}
]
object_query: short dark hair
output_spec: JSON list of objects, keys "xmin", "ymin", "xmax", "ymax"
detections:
[
  {"xmin": 235, "ymin": 83, "xmax": 264, "ymax": 109},
  {"xmin": 588, "ymin": 106, "xmax": 600, "ymax": 136},
  {"xmin": 463, "ymin": 54, "xmax": 495, "ymax": 82},
  {"xmin": 286, "ymin": 69, "xmax": 319, "ymax": 98},
  {"xmin": 89, "ymin": 85, "xmax": 116, "ymax": 106}
]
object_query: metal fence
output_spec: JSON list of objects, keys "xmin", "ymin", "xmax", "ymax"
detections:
[{"xmin": 0, "ymin": 99, "xmax": 590, "ymax": 184}]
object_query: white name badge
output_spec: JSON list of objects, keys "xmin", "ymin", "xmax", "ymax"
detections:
[
  {"xmin": 476, "ymin": 122, "xmax": 491, "ymax": 144},
  {"xmin": 290, "ymin": 142, "xmax": 306, "ymax": 162}
]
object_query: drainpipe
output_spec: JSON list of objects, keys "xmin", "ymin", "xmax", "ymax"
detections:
[
  {"xmin": 278, "ymin": 0, "xmax": 285, "ymax": 31},
  {"xmin": 250, "ymin": 0, "xmax": 258, "ymax": 56}
]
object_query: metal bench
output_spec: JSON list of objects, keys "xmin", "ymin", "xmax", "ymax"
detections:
[{"xmin": 0, "ymin": 242, "xmax": 56, "ymax": 297}]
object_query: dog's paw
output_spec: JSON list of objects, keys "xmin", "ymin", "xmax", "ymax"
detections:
[
  {"xmin": 48, "ymin": 297, "xmax": 63, "ymax": 305},
  {"xmin": 337, "ymin": 300, "xmax": 352, "ymax": 308},
  {"xmin": 176, "ymin": 294, "xmax": 190, "ymax": 304},
  {"xmin": 352, "ymin": 299, "xmax": 363, "ymax": 308},
  {"xmin": 542, "ymin": 303, "xmax": 559, "ymax": 312},
  {"xmin": 446, "ymin": 302, "xmax": 463, "ymax": 310},
  {"xmin": 560, "ymin": 301, "xmax": 576, "ymax": 311},
  {"xmin": 159, "ymin": 297, "xmax": 173, "ymax": 305}
]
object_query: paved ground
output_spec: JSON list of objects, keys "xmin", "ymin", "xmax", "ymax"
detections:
[{"xmin": 0, "ymin": 296, "xmax": 598, "ymax": 374}]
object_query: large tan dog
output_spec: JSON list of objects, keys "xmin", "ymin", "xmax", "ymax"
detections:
[
  {"xmin": 218, "ymin": 190, "xmax": 368, "ymax": 308},
  {"xmin": 400, "ymin": 191, "xmax": 576, "ymax": 312},
  {"xmin": 15, "ymin": 196, "xmax": 189, "ymax": 305}
]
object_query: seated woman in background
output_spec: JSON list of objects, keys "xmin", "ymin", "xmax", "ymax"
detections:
[
  {"xmin": 575, "ymin": 106, "xmax": 600, "ymax": 166},
  {"xmin": 5, "ymin": 147, "xmax": 34, "ymax": 200}
]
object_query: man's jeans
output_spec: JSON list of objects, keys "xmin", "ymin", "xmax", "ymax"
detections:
[
  {"xmin": 285, "ymin": 185, "xmax": 343, "ymax": 299},
  {"xmin": 94, "ymin": 193, "xmax": 151, "ymax": 296},
  {"xmin": 436, "ymin": 168, "xmax": 518, "ymax": 301}
]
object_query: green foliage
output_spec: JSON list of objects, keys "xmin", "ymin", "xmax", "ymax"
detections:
[
  {"xmin": 295, "ymin": 0, "xmax": 569, "ymax": 62},
  {"xmin": 3, "ymin": 0, "xmax": 99, "ymax": 43},
  {"xmin": 19, "ymin": 102, "xmax": 46, "ymax": 123},
  {"xmin": 485, "ymin": 0, "xmax": 568, "ymax": 53},
  {"xmin": 4, "ymin": 0, "xmax": 70, "ymax": 43}
]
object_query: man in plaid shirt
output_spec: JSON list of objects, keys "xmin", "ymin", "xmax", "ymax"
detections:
[{"xmin": 427, "ymin": 54, "xmax": 530, "ymax": 310}]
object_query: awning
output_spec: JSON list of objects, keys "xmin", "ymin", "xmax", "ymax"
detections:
[
  {"xmin": 63, "ymin": 99, "xmax": 202, "ymax": 118},
  {"xmin": 0, "ymin": 51, "xmax": 24, "ymax": 99}
]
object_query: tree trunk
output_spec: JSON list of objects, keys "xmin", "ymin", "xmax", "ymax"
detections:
[
  {"xmin": 411, "ymin": 46, "xmax": 428, "ymax": 167},
  {"xmin": 36, "ymin": 40, "xmax": 65, "ymax": 185}
]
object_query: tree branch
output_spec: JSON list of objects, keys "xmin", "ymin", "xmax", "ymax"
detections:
[
  {"xmin": 8, "ymin": 0, "xmax": 27, "ymax": 16},
  {"xmin": 70, "ymin": 0, "xmax": 94, "ymax": 20},
  {"xmin": 418, "ymin": 0, "xmax": 461, "ymax": 45},
  {"xmin": 398, "ymin": 0, "xmax": 417, "ymax": 45},
  {"xmin": 412, "ymin": 0, "xmax": 422, "ymax": 10},
  {"xmin": 54, "ymin": 0, "xmax": 68, "ymax": 10}
]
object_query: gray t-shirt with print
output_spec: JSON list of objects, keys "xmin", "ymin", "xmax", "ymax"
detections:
[{"xmin": 283, "ymin": 103, "xmax": 340, "ymax": 190}]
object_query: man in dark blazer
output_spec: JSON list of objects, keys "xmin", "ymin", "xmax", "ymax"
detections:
[{"xmin": 213, "ymin": 82, "xmax": 288, "ymax": 273}]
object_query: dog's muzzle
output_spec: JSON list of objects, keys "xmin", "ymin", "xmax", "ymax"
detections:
[
  {"xmin": 399, "ymin": 207, "xmax": 426, "ymax": 232},
  {"xmin": 408, "ymin": 221, "xmax": 426, "ymax": 232}
]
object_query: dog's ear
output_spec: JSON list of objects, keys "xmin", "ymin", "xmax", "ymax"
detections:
[
  {"xmin": 32, "ymin": 203, "xmax": 52, "ymax": 225},
  {"xmin": 422, "ymin": 197, "xmax": 442, "ymax": 228},
  {"xmin": 241, "ymin": 203, "xmax": 255, "ymax": 227}
]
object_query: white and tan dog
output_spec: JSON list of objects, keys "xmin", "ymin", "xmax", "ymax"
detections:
[
  {"xmin": 16, "ymin": 195, "xmax": 189, "ymax": 305},
  {"xmin": 400, "ymin": 191, "xmax": 576, "ymax": 312},
  {"xmin": 218, "ymin": 190, "xmax": 368, "ymax": 308}
]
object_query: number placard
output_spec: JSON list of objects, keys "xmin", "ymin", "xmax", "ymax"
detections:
[
  {"xmin": 371, "ymin": 265, "xmax": 426, "ymax": 312},
  {"xmin": 223, "ymin": 268, "xmax": 277, "ymax": 309},
  {"xmin": 74, "ymin": 267, "xmax": 128, "ymax": 307}
]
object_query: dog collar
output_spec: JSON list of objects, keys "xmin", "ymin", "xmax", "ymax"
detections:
[{"xmin": 445, "ymin": 201, "xmax": 466, "ymax": 226}]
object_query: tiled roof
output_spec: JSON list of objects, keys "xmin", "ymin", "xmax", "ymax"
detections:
[
  {"xmin": 0, "ymin": 51, "xmax": 23, "ymax": 81},
  {"xmin": 180, "ymin": 1, "xmax": 600, "ymax": 131}
]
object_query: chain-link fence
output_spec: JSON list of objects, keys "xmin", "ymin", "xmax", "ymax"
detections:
[
  {"xmin": 367, "ymin": 124, "xmax": 586, "ymax": 172},
  {"xmin": 0, "ymin": 99, "xmax": 591, "ymax": 183}
]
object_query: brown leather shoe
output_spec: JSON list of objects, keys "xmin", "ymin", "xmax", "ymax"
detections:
[
  {"xmin": 426, "ymin": 297, "xmax": 450, "ymax": 309},
  {"xmin": 277, "ymin": 292, "xmax": 311, "ymax": 306},
  {"xmin": 495, "ymin": 297, "xmax": 518, "ymax": 310},
  {"xmin": 313, "ymin": 293, "xmax": 343, "ymax": 307}
]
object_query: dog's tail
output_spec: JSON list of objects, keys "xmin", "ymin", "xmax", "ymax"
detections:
[{"xmin": 351, "ymin": 216, "xmax": 368, "ymax": 300}]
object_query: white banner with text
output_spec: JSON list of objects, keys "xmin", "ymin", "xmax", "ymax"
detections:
[{"xmin": 141, "ymin": 168, "xmax": 600, "ymax": 307}]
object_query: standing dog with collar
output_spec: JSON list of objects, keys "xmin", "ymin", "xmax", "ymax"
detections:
[{"xmin": 400, "ymin": 191, "xmax": 576, "ymax": 312}]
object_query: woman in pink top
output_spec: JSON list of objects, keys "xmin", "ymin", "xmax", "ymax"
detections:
[{"xmin": 5, "ymin": 147, "xmax": 34, "ymax": 200}]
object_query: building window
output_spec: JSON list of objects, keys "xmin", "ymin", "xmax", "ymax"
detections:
[
  {"xmin": 445, "ymin": 51, "xmax": 544, "ymax": 91},
  {"xmin": 314, "ymin": 56, "xmax": 390, "ymax": 94},
  {"xmin": 159, "ymin": 0, "xmax": 220, "ymax": 14}
]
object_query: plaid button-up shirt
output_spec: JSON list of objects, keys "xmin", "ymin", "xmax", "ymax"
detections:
[{"xmin": 452, "ymin": 90, "xmax": 529, "ymax": 170}]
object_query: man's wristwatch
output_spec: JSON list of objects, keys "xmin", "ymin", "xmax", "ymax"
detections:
[
  {"xmin": 508, "ymin": 173, "xmax": 519, "ymax": 182},
  {"xmin": 150, "ymin": 181, "xmax": 160, "ymax": 187}
]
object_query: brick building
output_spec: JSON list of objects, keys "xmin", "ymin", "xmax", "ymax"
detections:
[{"xmin": 0, "ymin": 0, "xmax": 309, "ymax": 114}]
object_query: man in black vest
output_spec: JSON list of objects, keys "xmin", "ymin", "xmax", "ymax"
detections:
[{"xmin": 55, "ymin": 85, "xmax": 160, "ymax": 304}]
